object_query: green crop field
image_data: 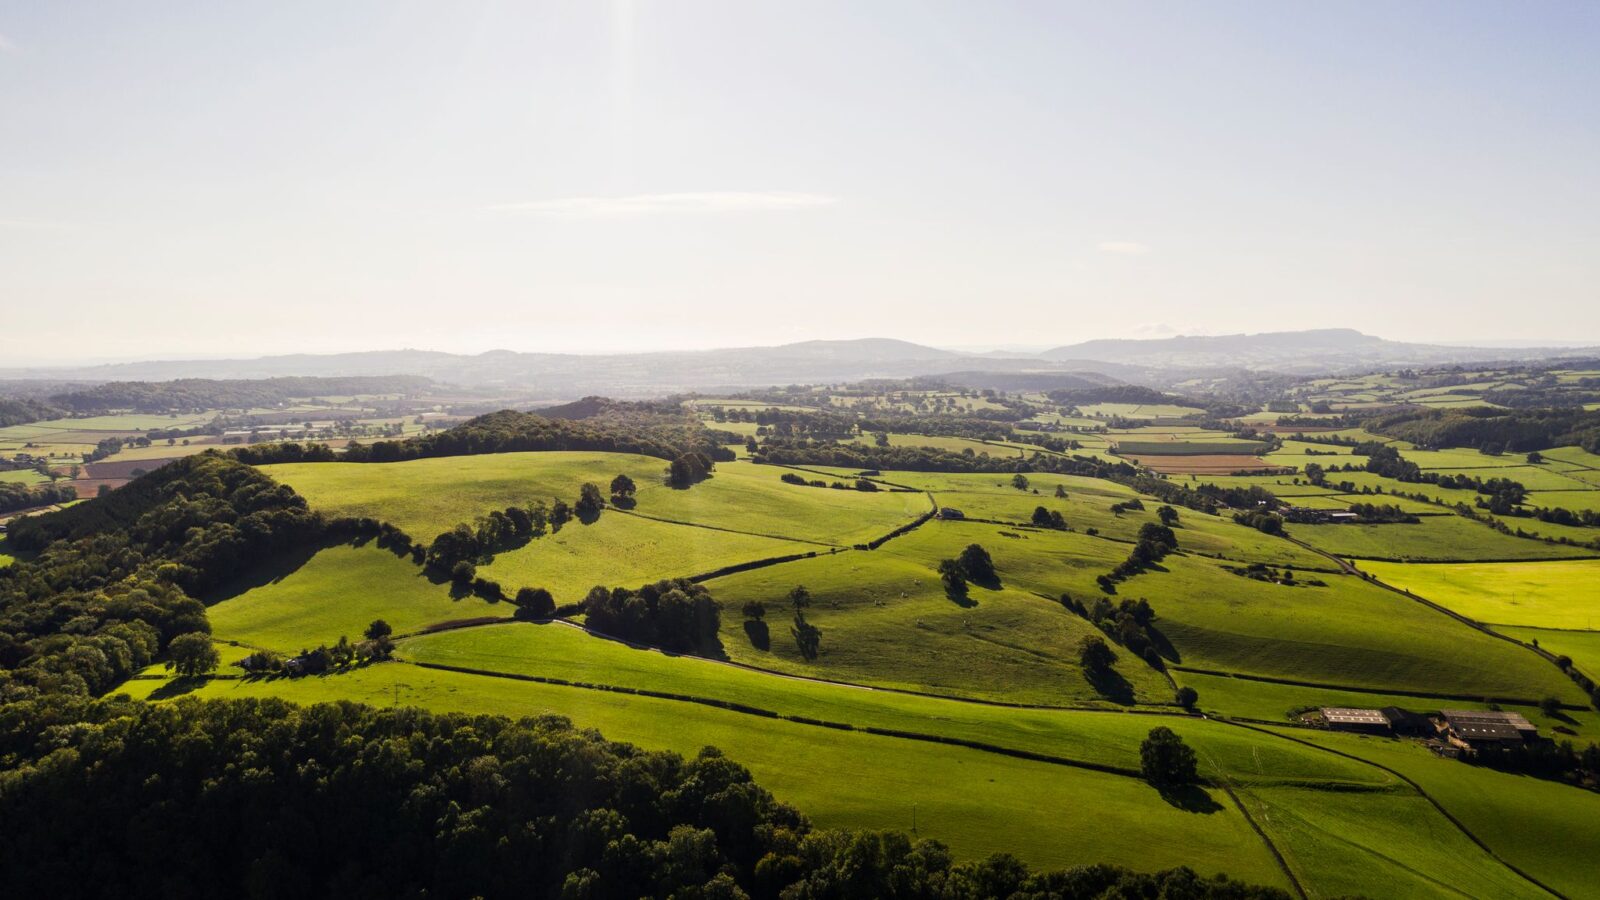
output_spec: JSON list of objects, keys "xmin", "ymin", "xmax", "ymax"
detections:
[{"xmin": 1359, "ymin": 559, "xmax": 1600, "ymax": 629}]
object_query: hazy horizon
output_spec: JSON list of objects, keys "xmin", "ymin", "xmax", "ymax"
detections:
[{"xmin": 4, "ymin": 1, "xmax": 1598, "ymax": 363}]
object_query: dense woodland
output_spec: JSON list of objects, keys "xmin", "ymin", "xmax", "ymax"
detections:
[
  {"xmin": 0, "ymin": 480, "xmax": 78, "ymax": 515},
  {"xmin": 1371, "ymin": 408, "xmax": 1600, "ymax": 454},
  {"xmin": 46, "ymin": 375, "xmax": 436, "ymax": 414}
]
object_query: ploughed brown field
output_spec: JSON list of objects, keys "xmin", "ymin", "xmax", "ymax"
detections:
[{"xmin": 1125, "ymin": 454, "xmax": 1293, "ymax": 474}]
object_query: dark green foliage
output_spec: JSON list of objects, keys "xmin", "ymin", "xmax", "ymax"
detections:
[
  {"xmin": 791, "ymin": 612, "xmax": 823, "ymax": 661},
  {"xmin": 1176, "ymin": 686, "xmax": 1199, "ymax": 709},
  {"xmin": 582, "ymin": 579, "xmax": 722, "ymax": 655},
  {"xmin": 163, "ymin": 632, "xmax": 218, "ymax": 677},
  {"xmin": 1031, "ymin": 506, "xmax": 1067, "ymax": 529},
  {"xmin": 575, "ymin": 482, "xmax": 606, "ymax": 519},
  {"xmin": 0, "ymin": 396, "xmax": 61, "ymax": 427},
  {"xmin": 1078, "ymin": 635, "xmax": 1115, "ymax": 675},
  {"xmin": 514, "ymin": 587, "xmax": 556, "ymax": 619},
  {"xmin": 47, "ymin": 375, "xmax": 432, "ymax": 414},
  {"xmin": 610, "ymin": 472, "xmax": 637, "ymax": 500},
  {"xmin": 0, "ymin": 454, "xmax": 340, "ymax": 699},
  {"xmin": 668, "ymin": 451, "xmax": 716, "ymax": 487},
  {"xmin": 1370, "ymin": 407, "xmax": 1600, "ymax": 455},
  {"xmin": 0, "ymin": 481, "xmax": 77, "ymax": 515},
  {"xmin": 956, "ymin": 543, "xmax": 996, "ymax": 583},
  {"xmin": 1140, "ymin": 726, "xmax": 1199, "ymax": 787},
  {"xmin": 238, "ymin": 409, "xmax": 736, "ymax": 466}
]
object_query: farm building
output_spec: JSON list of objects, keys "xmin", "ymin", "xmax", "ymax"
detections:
[
  {"xmin": 1380, "ymin": 706, "xmax": 1434, "ymax": 737},
  {"xmin": 937, "ymin": 507, "xmax": 965, "ymax": 520},
  {"xmin": 1320, "ymin": 707, "xmax": 1392, "ymax": 734},
  {"xmin": 1283, "ymin": 507, "xmax": 1360, "ymax": 524},
  {"xmin": 1440, "ymin": 710, "xmax": 1538, "ymax": 749}
]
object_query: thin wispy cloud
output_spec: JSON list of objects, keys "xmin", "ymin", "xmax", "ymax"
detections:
[
  {"xmin": 491, "ymin": 191, "xmax": 838, "ymax": 217},
  {"xmin": 1096, "ymin": 241, "xmax": 1151, "ymax": 255}
]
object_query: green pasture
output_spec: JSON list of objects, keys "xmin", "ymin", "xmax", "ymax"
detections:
[
  {"xmin": 1235, "ymin": 784, "xmax": 1547, "ymax": 900},
  {"xmin": 1290, "ymin": 516, "xmax": 1597, "ymax": 562},
  {"xmin": 1280, "ymin": 728, "xmax": 1600, "ymax": 900},
  {"xmin": 480, "ymin": 512, "xmax": 813, "ymax": 604},
  {"xmin": 1526, "ymin": 490, "xmax": 1600, "ymax": 513},
  {"xmin": 0, "ymin": 469, "xmax": 47, "ymax": 484},
  {"xmin": 1360, "ymin": 559, "xmax": 1600, "ymax": 629},
  {"xmin": 705, "ymin": 524, "xmax": 1174, "ymax": 706},
  {"xmin": 264, "ymin": 454, "xmax": 924, "ymax": 546},
  {"xmin": 1497, "ymin": 627, "xmax": 1600, "ymax": 682},
  {"xmin": 206, "ymin": 542, "xmax": 502, "ymax": 652},
  {"xmin": 1127, "ymin": 555, "xmax": 1585, "ymax": 703},
  {"xmin": 116, "ymin": 665, "xmax": 1286, "ymax": 885},
  {"xmin": 397, "ymin": 621, "xmax": 1388, "ymax": 787}
]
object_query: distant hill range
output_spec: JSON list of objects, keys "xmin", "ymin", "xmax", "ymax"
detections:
[
  {"xmin": 1042, "ymin": 328, "xmax": 1600, "ymax": 373},
  {"xmin": 2, "ymin": 330, "xmax": 1595, "ymax": 397}
]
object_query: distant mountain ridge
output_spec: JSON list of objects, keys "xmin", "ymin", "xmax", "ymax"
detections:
[
  {"xmin": 2, "ymin": 331, "xmax": 1595, "ymax": 396},
  {"xmin": 1043, "ymin": 328, "xmax": 1600, "ymax": 374}
]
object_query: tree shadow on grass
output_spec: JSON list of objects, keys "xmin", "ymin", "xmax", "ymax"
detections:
[
  {"xmin": 1147, "ymin": 625, "xmax": 1182, "ymax": 665},
  {"xmin": 147, "ymin": 675, "xmax": 209, "ymax": 700},
  {"xmin": 743, "ymin": 619, "xmax": 771, "ymax": 650},
  {"xmin": 945, "ymin": 584, "xmax": 978, "ymax": 608},
  {"xmin": 201, "ymin": 540, "xmax": 325, "ymax": 606},
  {"xmin": 611, "ymin": 496, "xmax": 637, "ymax": 510},
  {"xmin": 1156, "ymin": 783, "xmax": 1224, "ymax": 814},
  {"xmin": 1084, "ymin": 666, "xmax": 1135, "ymax": 705}
]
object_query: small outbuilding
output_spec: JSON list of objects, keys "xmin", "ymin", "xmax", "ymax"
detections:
[
  {"xmin": 938, "ymin": 507, "xmax": 965, "ymax": 520},
  {"xmin": 1320, "ymin": 707, "xmax": 1392, "ymax": 734}
]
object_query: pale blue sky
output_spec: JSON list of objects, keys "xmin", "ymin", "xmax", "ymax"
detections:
[{"xmin": 2, "ymin": 1, "xmax": 1596, "ymax": 362}]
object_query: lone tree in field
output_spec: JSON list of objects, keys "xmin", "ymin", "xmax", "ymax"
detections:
[
  {"xmin": 937, "ymin": 558, "xmax": 968, "ymax": 599},
  {"xmin": 1054, "ymin": 484, "xmax": 1068, "ymax": 499},
  {"xmin": 1175, "ymin": 686, "xmax": 1199, "ymax": 709},
  {"xmin": 1011, "ymin": 473, "xmax": 1030, "ymax": 491},
  {"xmin": 364, "ymin": 619, "xmax": 392, "ymax": 641},
  {"xmin": 610, "ymin": 473, "xmax": 637, "ymax": 502},
  {"xmin": 575, "ymin": 483, "xmax": 606, "ymax": 519},
  {"xmin": 787, "ymin": 585, "xmax": 812, "ymax": 612},
  {"xmin": 1078, "ymin": 635, "xmax": 1116, "ymax": 676},
  {"xmin": 742, "ymin": 601, "xmax": 766, "ymax": 621},
  {"xmin": 1156, "ymin": 505, "xmax": 1180, "ymax": 527},
  {"xmin": 791, "ymin": 612, "xmax": 822, "ymax": 661},
  {"xmin": 1140, "ymin": 726, "xmax": 1198, "ymax": 787},
  {"xmin": 165, "ymin": 632, "xmax": 220, "ymax": 678},
  {"xmin": 957, "ymin": 543, "xmax": 996, "ymax": 583},
  {"xmin": 515, "ymin": 587, "xmax": 556, "ymax": 619}
]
